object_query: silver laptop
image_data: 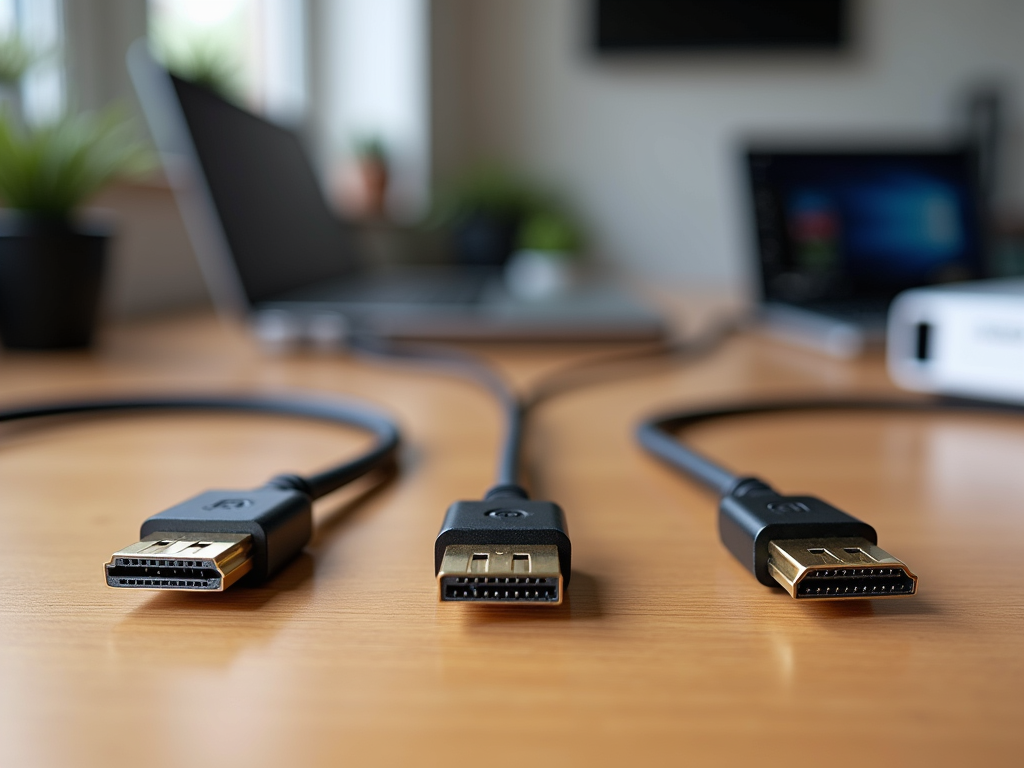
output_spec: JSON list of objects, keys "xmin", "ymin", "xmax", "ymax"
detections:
[{"xmin": 128, "ymin": 44, "xmax": 664, "ymax": 342}]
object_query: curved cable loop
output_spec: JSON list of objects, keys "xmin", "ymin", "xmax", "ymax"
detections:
[
  {"xmin": 638, "ymin": 396, "xmax": 1024, "ymax": 496},
  {"xmin": 347, "ymin": 334, "xmax": 524, "ymax": 492},
  {"xmin": 0, "ymin": 393, "xmax": 401, "ymax": 500}
]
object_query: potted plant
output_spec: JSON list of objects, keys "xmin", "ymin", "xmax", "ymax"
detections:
[
  {"xmin": 431, "ymin": 165, "xmax": 544, "ymax": 266},
  {"xmin": 353, "ymin": 136, "xmax": 390, "ymax": 219},
  {"xmin": 0, "ymin": 107, "xmax": 150, "ymax": 349},
  {"xmin": 505, "ymin": 207, "xmax": 585, "ymax": 300}
]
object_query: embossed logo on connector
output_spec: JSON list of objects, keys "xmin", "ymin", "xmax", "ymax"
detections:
[
  {"xmin": 487, "ymin": 509, "xmax": 528, "ymax": 518},
  {"xmin": 204, "ymin": 498, "xmax": 254, "ymax": 511},
  {"xmin": 767, "ymin": 501, "xmax": 810, "ymax": 515}
]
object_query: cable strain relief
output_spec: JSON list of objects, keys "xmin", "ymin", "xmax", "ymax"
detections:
[
  {"xmin": 263, "ymin": 473, "xmax": 314, "ymax": 496},
  {"xmin": 483, "ymin": 484, "xmax": 530, "ymax": 501},
  {"xmin": 726, "ymin": 476, "xmax": 774, "ymax": 499}
]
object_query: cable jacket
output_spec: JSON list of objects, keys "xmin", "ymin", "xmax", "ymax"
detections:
[
  {"xmin": 347, "ymin": 320, "xmax": 738, "ymax": 495},
  {"xmin": 348, "ymin": 334, "xmax": 524, "ymax": 491},
  {"xmin": 638, "ymin": 396, "xmax": 1024, "ymax": 496},
  {"xmin": 0, "ymin": 393, "xmax": 401, "ymax": 500}
]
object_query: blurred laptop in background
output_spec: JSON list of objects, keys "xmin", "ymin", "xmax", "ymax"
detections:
[
  {"xmin": 128, "ymin": 44, "xmax": 664, "ymax": 344},
  {"xmin": 745, "ymin": 145, "xmax": 986, "ymax": 357}
]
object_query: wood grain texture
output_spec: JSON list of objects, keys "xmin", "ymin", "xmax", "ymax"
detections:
[{"xmin": 1, "ymin": 312, "xmax": 1022, "ymax": 767}]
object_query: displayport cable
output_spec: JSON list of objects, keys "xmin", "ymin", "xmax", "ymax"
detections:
[
  {"xmin": 424, "ymin": 352, "xmax": 571, "ymax": 606},
  {"xmin": 347, "ymin": 322, "xmax": 737, "ymax": 607},
  {"xmin": 637, "ymin": 397, "xmax": 1024, "ymax": 600},
  {"xmin": 0, "ymin": 393, "xmax": 400, "ymax": 592},
  {"xmin": 345, "ymin": 334, "xmax": 572, "ymax": 606}
]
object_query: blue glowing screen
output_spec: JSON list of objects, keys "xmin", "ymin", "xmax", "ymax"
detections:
[{"xmin": 748, "ymin": 149, "xmax": 983, "ymax": 304}]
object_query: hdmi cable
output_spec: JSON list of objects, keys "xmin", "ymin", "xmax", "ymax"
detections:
[
  {"xmin": 637, "ymin": 397, "xmax": 1024, "ymax": 599},
  {"xmin": 0, "ymin": 393, "xmax": 400, "ymax": 592}
]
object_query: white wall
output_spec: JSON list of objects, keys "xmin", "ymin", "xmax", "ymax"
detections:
[{"xmin": 439, "ymin": 0, "xmax": 1024, "ymax": 293}]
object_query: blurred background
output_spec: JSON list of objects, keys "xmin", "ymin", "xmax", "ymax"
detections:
[{"xmin": 1, "ymin": 0, "xmax": 1023, "ymax": 320}]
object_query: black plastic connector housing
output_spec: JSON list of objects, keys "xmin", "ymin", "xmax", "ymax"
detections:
[
  {"xmin": 140, "ymin": 488, "xmax": 312, "ymax": 584},
  {"xmin": 719, "ymin": 478, "xmax": 876, "ymax": 586},
  {"xmin": 434, "ymin": 498, "xmax": 572, "ymax": 585}
]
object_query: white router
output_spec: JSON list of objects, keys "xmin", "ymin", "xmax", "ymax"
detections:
[{"xmin": 887, "ymin": 278, "xmax": 1024, "ymax": 405}]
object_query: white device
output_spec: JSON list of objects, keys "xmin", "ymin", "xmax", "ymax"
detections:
[{"xmin": 887, "ymin": 278, "xmax": 1024, "ymax": 405}]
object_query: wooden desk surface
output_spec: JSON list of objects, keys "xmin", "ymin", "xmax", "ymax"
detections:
[{"xmin": 1, "ymin": 312, "xmax": 1022, "ymax": 767}]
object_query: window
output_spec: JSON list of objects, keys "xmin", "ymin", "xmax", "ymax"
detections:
[
  {"xmin": 147, "ymin": 0, "xmax": 430, "ymax": 221},
  {"xmin": 0, "ymin": 0, "xmax": 64, "ymax": 125},
  {"xmin": 147, "ymin": 0, "xmax": 307, "ymax": 124}
]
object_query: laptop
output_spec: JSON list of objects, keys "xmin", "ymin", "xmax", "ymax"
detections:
[
  {"xmin": 745, "ymin": 145, "xmax": 986, "ymax": 356},
  {"xmin": 128, "ymin": 44, "xmax": 664, "ymax": 342}
]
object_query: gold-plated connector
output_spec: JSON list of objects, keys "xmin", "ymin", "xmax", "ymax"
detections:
[
  {"xmin": 104, "ymin": 532, "xmax": 253, "ymax": 591},
  {"xmin": 768, "ymin": 536, "xmax": 918, "ymax": 599},
  {"xmin": 438, "ymin": 544, "xmax": 562, "ymax": 604}
]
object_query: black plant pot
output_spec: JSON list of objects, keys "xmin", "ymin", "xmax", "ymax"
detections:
[
  {"xmin": 452, "ymin": 211, "xmax": 521, "ymax": 266},
  {"xmin": 0, "ymin": 213, "xmax": 110, "ymax": 350}
]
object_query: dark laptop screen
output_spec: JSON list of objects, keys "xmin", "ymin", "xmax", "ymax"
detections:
[
  {"xmin": 171, "ymin": 75, "xmax": 356, "ymax": 303},
  {"xmin": 747, "ymin": 148, "xmax": 985, "ymax": 306}
]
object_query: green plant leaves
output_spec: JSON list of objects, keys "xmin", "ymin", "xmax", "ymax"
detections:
[
  {"xmin": 518, "ymin": 211, "xmax": 584, "ymax": 253},
  {"xmin": 0, "ymin": 106, "xmax": 154, "ymax": 218}
]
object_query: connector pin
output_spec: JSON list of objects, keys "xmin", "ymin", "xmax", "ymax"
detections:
[
  {"xmin": 438, "ymin": 544, "xmax": 563, "ymax": 604},
  {"xmin": 105, "ymin": 532, "xmax": 253, "ymax": 591},
  {"xmin": 768, "ymin": 537, "xmax": 918, "ymax": 599}
]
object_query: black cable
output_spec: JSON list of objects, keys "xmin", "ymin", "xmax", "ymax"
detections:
[
  {"xmin": 339, "ymin": 334, "xmax": 570, "ymax": 602},
  {"xmin": 338, "ymin": 322, "xmax": 739, "ymax": 604},
  {"xmin": 346, "ymin": 334, "xmax": 525, "ymax": 496},
  {"xmin": 348, "ymin": 318, "xmax": 738, "ymax": 498},
  {"xmin": 525, "ymin": 318, "xmax": 739, "ymax": 410},
  {"xmin": 638, "ymin": 396, "xmax": 1024, "ymax": 496},
  {"xmin": 0, "ymin": 391, "xmax": 403, "ymax": 590},
  {"xmin": 637, "ymin": 395, "xmax": 1024, "ymax": 599},
  {"xmin": 0, "ymin": 393, "xmax": 401, "ymax": 500}
]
